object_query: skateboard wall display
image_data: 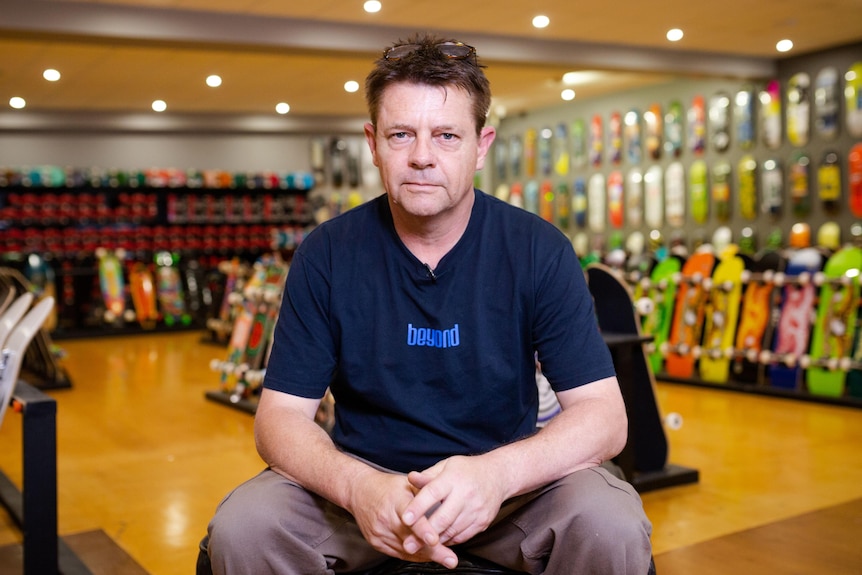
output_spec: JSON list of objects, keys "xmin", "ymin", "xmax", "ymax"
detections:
[
  {"xmin": 699, "ymin": 249, "xmax": 745, "ymax": 383},
  {"xmin": 805, "ymin": 246, "xmax": 862, "ymax": 398},
  {"xmin": 766, "ymin": 247, "xmax": 823, "ymax": 390},
  {"xmin": 846, "ymin": 61, "xmax": 862, "ymax": 138},
  {"xmin": 786, "ymin": 72, "xmax": 811, "ymax": 147},
  {"xmin": 624, "ymin": 109, "xmax": 642, "ymax": 165},
  {"xmin": 814, "ymin": 67, "xmax": 840, "ymax": 140},
  {"xmin": 664, "ymin": 251, "xmax": 717, "ymax": 380},
  {"xmin": 708, "ymin": 91, "xmax": 731, "ymax": 152},
  {"xmin": 607, "ymin": 171, "xmax": 624, "ymax": 229}
]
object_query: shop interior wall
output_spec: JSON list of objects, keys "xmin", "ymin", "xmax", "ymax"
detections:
[{"xmin": 492, "ymin": 42, "xmax": 862, "ymax": 253}]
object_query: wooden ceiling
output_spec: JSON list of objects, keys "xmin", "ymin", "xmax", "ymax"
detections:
[{"xmin": 1, "ymin": 0, "xmax": 861, "ymax": 122}]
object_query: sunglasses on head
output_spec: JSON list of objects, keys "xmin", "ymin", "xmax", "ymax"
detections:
[{"xmin": 384, "ymin": 41, "xmax": 477, "ymax": 63}]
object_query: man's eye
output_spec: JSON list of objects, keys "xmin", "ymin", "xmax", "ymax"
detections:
[
  {"xmin": 441, "ymin": 133, "xmax": 456, "ymax": 140},
  {"xmin": 392, "ymin": 132, "xmax": 408, "ymax": 139}
]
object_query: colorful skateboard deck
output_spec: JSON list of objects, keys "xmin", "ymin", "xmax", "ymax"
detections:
[
  {"xmin": 96, "ymin": 247, "xmax": 127, "ymax": 324},
  {"xmin": 640, "ymin": 256, "xmax": 682, "ymax": 375},
  {"xmin": 588, "ymin": 173, "xmax": 606, "ymax": 232},
  {"xmin": 538, "ymin": 126, "xmax": 552, "ymax": 176},
  {"xmin": 609, "ymin": 112, "xmax": 623, "ymax": 165},
  {"xmin": 786, "ymin": 72, "xmax": 811, "ymax": 147},
  {"xmin": 733, "ymin": 249, "xmax": 785, "ymax": 383},
  {"xmin": 761, "ymin": 80, "xmax": 782, "ymax": 149},
  {"xmin": 665, "ymin": 162, "xmax": 685, "ymax": 228},
  {"xmin": 129, "ymin": 262, "xmax": 159, "ymax": 329},
  {"xmin": 709, "ymin": 91, "xmax": 731, "ymax": 152},
  {"xmin": 586, "ymin": 264, "xmax": 669, "ymax": 474},
  {"xmin": 644, "ymin": 165, "xmax": 664, "ymax": 229},
  {"xmin": 644, "ymin": 104, "xmax": 662, "ymax": 160},
  {"xmin": 738, "ymin": 155, "xmax": 758, "ymax": 220},
  {"xmin": 22, "ymin": 252, "xmax": 57, "ymax": 332},
  {"xmin": 699, "ymin": 250, "xmax": 745, "ymax": 383},
  {"xmin": 849, "ymin": 143, "xmax": 862, "ymax": 218},
  {"xmin": 806, "ymin": 246, "xmax": 862, "ymax": 397},
  {"xmin": 553, "ymin": 122, "xmax": 570, "ymax": 176},
  {"xmin": 624, "ymin": 109, "xmax": 642, "ymax": 164},
  {"xmin": 818, "ymin": 150, "xmax": 841, "ymax": 213},
  {"xmin": 761, "ymin": 158, "xmax": 783, "ymax": 217},
  {"xmin": 814, "ymin": 67, "xmax": 839, "ymax": 140},
  {"xmin": 665, "ymin": 251, "xmax": 716, "ymax": 379},
  {"xmin": 154, "ymin": 251, "xmax": 191, "ymax": 327},
  {"xmin": 626, "ymin": 168, "xmax": 643, "ymax": 228},
  {"xmin": 711, "ymin": 161, "xmax": 732, "ymax": 223},
  {"xmin": 734, "ymin": 86, "xmax": 756, "ymax": 150},
  {"xmin": 524, "ymin": 128, "xmax": 537, "ymax": 177},
  {"xmin": 509, "ymin": 134, "xmax": 523, "ymax": 178},
  {"xmin": 664, "ymin": 100, "xmax": 684, "ymax": 158},
  {"xmin": 768, "ymin": 248, "xmax": 823, "ymax": 390},
  {"xmin": 539, "ymin": 180, "xmax": 555, "ymax": 223},
  {"xmin": 523, "ymin": 180, "xmax": 539, "ymax": 215},
  {"xmin": 589, "ymin": 115, "xmax": 603, "ymax": 167},
  {"xmin": 555, "ymin": 182, "xmax": 571, "ymax": 230},
  {"xmin": 846, "ymin": 61, "xmax": 862, "ymax": 138},
  {"xmin": 789, "ymin": 151, "xmax": 812, "ymax": 217},
  {"xmin": 608, "ymin": 171, "xmax": 624, "ymax": 229},
  {"xmin": 689, "ymin": 160, "xmax": 708, "ymax": 224},
  {"xmin": 688, "ymin": 95, "xmax": 706, "ymax": 155},
  {"xmin": 570, "ymin": 119, "xmax": 586, "ymax": 169},
  {"xmin": 572, "ymin": 178, "xmax": 586, "ymax": 228}
]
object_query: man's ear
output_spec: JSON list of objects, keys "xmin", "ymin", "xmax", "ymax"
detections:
[
  {"xmin": 474, "ymin": 126, "xmax": 497, "ymax": 171},
  {"xmin": 363, "ymin": 122, "xmax": 380, "ymax": 167}
]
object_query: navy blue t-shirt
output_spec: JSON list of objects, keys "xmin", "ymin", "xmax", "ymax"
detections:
[{"xmin": 263, "ymin": 190, "xmax": 614, "ymax": 473}]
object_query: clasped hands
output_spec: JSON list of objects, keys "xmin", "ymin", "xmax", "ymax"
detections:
[{"xmin": 350, "ymin": 455, "xmax": 507, "ymax": 569}]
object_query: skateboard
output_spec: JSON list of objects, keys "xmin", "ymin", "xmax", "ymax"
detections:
[
  {"xmin": 572, "ymin": 178, "xmax": 586, "ymax": 228},
  {"xmin": 609, "ymin": 112, "xmax": 623, "ymax": 165},
  {"xmin": 699, "ymin": 249, "xmax": 745, "ymax": 383},
  {"xmin": 733, "ymin": 249, "xmax": 786, "ymax": 383},
  {"xmin": 789, "ymin": 151, "xmax": 812, "ymax": 217},
  {"xmin": 585, "ymin": 263, "xmax": 669, "ymax": 475},
  {"xmin": 789, "ymin": 222, "xmax": 812, "ymax": 249},
  {"xmin": 689, "ymin": 160, "xmax": 708, "ymax": 225},
  {"xmin": 849, "ymin": 143, "xmax": 862, "ymax": 218},
  {"xmin": 538, "ymin": 126, "xmax": 552, "ymax": 176},
  {"xmin": 624, "ymin": 109, "xmax": 642, "ymax": 165},
  {"xmin": 509, "ymin": 134, "xmax": 523, "ymax": 178},
  {"xmin": 734, "ymin": 86, "xmax": 756, "ymax": 150},
  {"xmin": 508, "ymin": 181, "xmax": 524, "ymax": 210},
  {"xmin": 814, "ymin": 67, "xmax": 839, "ymax": 140},
  {"xmin": 589, "ymin": 114, "xmax": 603, "ymax": 167},
  {"xmin": 553, "ymin": 122, "xmax": 570, "ymax": 176},
  {"xmin": 664, "ymin": 100, "xmax": 684, "ymax": 158},
  {"xmin": 846, "ymin": 61, "xmax": 862, "ymax": 138},
  {"xmin": 805, "ymin": 246, "xmax": 862, "ymax": 397},
  {"xmin": 587, "ymin": 173, "xmax": 606, "ymax": 232},
  {"xmin": 786, "ymin": 72, "xmax": 811, "ymax": 147},
  {"xmin": 739, "ymin": 226, "xmax": 757, "ymax": 257},
  {"xmin": 665, "ymin": 251, "xmax": 716, "ymax": 379},
  {"xmin": 818, "ymin": 150, "xmax": 841, "ymax": 213},
  {"xmin": 494, "ymin": 138, "xmax": 508, "ymax": 182},
  {"xmin": 310, "ymin": 137, "xmax": 326, "ymax": 187},
  {"xmin": 523, "ymin": 180, "xmax": 539, "ymax": 215},
  {"xmin": 22, "ymin": 251, "xmax": 57, "ymax": 332},
  {"xmin": 154, "ymin": 250, "xmax": 192, "ymax": 327},
  {"xmin": 766, "ymin": 248, "xmax": 823, "ymax": 390},
  {"xmin": 626, "ymin": 168, "xmax": 643, "ymax": 228},
  {"xmin": 761, "ymin": 79, "xmax": 782, "ymax": 149},
  {"xmin": 0, "ymin": 296, "xmax": 55, "ymax": 427},
  {"xmin": 555, "ymin": 182, "xmax": 571, "ymax": 231},
  {"xmin": 708, "ymin": 91, "xmax": 731, "ymax": 152},
  {"xmin": 644, "ymin": 165, "xmax": 663, "ymax": 229},
  {"xmin": 129, "ymin": 262, "xmax": 159, "ymax": 329},
  {"xmin": 644, "ymin": 103, "xmax": 662, "ymax": 160},
  {"xmin": 665, "ymin": 162, "xmax": 685, "ymax": 228},
  {"xmin": 816, "ymin": 222, "xmax": 841, "ymax": 253},
  {"xmin": 608, "ymin": 171, "xmax": 624, "ymax": 229},
  {"xmin": 761, "ymin": 158, "xmax": 783, "ymax": 217},
  {"xmin": 96, "ymin": 247, "xmax": 128, "ymax": 324},
  {"xmin": 524, "ymin": 128, "xmax": 537, "ymax": 177},
  {"xmin": 639, "ymin": 256, "xmax": 682, "ymax": 375},
  {"xmin": 688, "ymin": 95, "xmax": 706, "ymax": 155},
  {"xmin": 539, "ymin": 180, "xmax": 555, "ymax": 223},
  {"xmin": 711, "ymin": 161, "xmax": 732, "ymax": 222},
  {"xmin": 570, "ymin": 119, "xmax": 587, "ymax": 169},
  {"xmin": 738, "ymin": 155, "xmax": 758, "ymax": 220}
]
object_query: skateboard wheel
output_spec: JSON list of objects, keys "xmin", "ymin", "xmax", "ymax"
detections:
[
  {"xmin": 235, "ymin": 363, "xmax": 249, "ymax": 376},
  {"xmin": 773, "ymin": 272, "xmax": 786, "ymax": 286},
  {"xmin": 664, "ymin": 412, "xmax": 683, "ymax": 430},
  {"xmin": 759, "ymin": 350, "xmax": 772, "ymax": 364},
  {"xmin": 798, "ymin": 355, "xmax": 809, "ymax": 368},
  {"xmin": 635, "ymin": 298, "xmax": 654, "ymax": 316},
  {"xmin": 659, "ymin": 341, "xmax": 670, "ymax": 355},
  {"xmin": 724, "ymin": 347, "xmax": 735, "ymax": 359},
  {"xmin": 691, "ymin": 345, "xmax": 701, "ymax": 358},
  {"xmin": 827, "ymin": 357, "xmax": 840, "ymax": 371},
  {"xmin": 746, "ymin": 348, "xmax": 758, "ymax": 362},
  {"xmin": 810, "ymin": 272, "xmax": 822, "ymax": 286},
  {"xmin": 740, "ymin": 270, "xmax": 751, "ymax": 284},
  {"xmin": 839, "ymin": 357, "xmax": 852, "ymax": 371},
  {"xmin": 209, "ymin": 358, "xmax": 221, "ymax": 371},
  {"xmin": 763, "ymin": 270, "xmax": 774, "ymax": 283}
]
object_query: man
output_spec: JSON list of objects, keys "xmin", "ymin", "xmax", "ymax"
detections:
[{"xmin": 207, "ymin": 33, "xmax": 652, "ymax": 574}]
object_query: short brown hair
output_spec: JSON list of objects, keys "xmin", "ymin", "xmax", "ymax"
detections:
[{"xmin": 365, "ymin": 33, "xmax": 491, "ymax": 135}]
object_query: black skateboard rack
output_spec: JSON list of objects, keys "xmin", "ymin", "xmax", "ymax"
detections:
[{"xmin": 0, "ymin": 380, "xmax": 92, "ymax": 575}]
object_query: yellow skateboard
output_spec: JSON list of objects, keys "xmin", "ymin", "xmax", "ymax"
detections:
[{"xmin": 699, "ymin": 248, "xmax": 745, "ymax": 383}]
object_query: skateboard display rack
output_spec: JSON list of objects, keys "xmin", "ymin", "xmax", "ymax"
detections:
[{"xmin": 0, "ymin": 165, "xmax": 315, "ymax": 340}]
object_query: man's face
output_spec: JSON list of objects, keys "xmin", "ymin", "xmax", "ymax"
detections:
[{"xmin": 364, "ymin": 82, "xmax": 495, "ymax": 220}]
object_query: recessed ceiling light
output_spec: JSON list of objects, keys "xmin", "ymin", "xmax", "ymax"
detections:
[
  {"xmin": 206, "ymin": 74, "xmax": 222, "ymax": 88},
  {"xmin": 561, "ymin": 89, "xmax": 576, "ymax": 101},
  {"xmin": 9, "ymin": 96, "xmax": 26, "ymax": 109},
  {"xmin": 562, "ymin": 71, "xmax": 602, "ymax": 86},
  {"xmin": 532, "ymin": 15, "xmax": 550, "ymax": 29},
  {"xmin": 776, "ymin": 39, "xmax": 794, "ymax": 53},
  {"xmin": 364, "ymin": 0, "xmax": 382, "ymax": 13},
  {"xmin": 152, "ymin": 99, "xmax": 167, "ymax": 112},
  {"xmin": 276, "ymin": 102, "xmax": 290, "ymax": 114},
  {"xmin": 344, "ymin": 80, "xmax": 360, "ymax": 93},
  {"xmin": 43, "ymin": 68, "xmax": 61, "ymax": 82},
  {"xmin": 666, "ymin": 28, "xmax": 684, "ymax": 42}
]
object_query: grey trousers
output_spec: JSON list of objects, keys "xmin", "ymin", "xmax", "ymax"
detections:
[{"xmin": 207, "ymin": 465, "xmax": 652, "ymax": 575}]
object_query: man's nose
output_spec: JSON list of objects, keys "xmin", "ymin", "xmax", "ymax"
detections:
[{"xmin": 408, "ymin": 135, "xmax": 435, "ymax": 169}]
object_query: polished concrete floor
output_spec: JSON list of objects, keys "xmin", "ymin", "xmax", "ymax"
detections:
[{"xmin": 1, "ymin": 331, "xmax": 861, "ymax": 574}]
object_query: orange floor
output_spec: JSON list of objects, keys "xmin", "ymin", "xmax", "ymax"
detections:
[{"xmin": 1, "ymin": 331, "xmax": 861, "ymax": 574}]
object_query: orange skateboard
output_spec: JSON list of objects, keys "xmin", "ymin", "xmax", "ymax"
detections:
[{"xmin": 664, "ymin": 251, "xmax": 716, "ymax": 379}]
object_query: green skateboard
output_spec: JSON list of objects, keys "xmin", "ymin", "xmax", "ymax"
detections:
[
  {"xmin": 689, "ymin": 160, "xmax": 708, "ymax": 224},
  {"xmin": 640, "ymin": 256, "xmax": 682, "ymax": 375}
]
